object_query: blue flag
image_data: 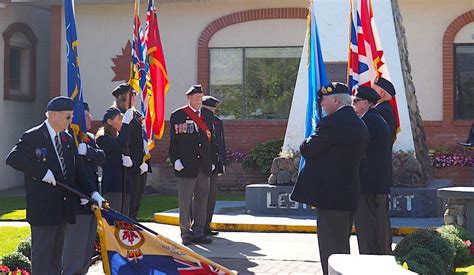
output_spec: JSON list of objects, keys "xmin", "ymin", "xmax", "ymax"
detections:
[
  {"xmin": 65, "ymin": 0, "xmax": 86, "ymax": 143},
  {"xmin": 300, "ymin": 2, "xmax": 328, "ymax": 171}
]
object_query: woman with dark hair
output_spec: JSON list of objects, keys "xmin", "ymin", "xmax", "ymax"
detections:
[{"xmin": 96, "ymin": 107, "xmax": 135, "ymax": 215}]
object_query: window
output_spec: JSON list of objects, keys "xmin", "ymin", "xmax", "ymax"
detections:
[
  {"xmin": 454, "ymin": 44, "xmax": 474, "ymax": 120},
  {"xmin": 209, "ymin": 47, "xmax": 348, "ymax": 119},
  {"xmin": 3, "ymin": 22, "xmax": 36, "ymax": 101}
]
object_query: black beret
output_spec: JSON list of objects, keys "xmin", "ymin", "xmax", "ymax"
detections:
[
  {"xmin": 102, "ymin": 107, "xmax": 121, "ymax": 124},
  {"xmin": 354, "ymin": 86, "xmax": 381, "ymax": 105},
  {"xmin": 47, "ymin": 96, "xmax": 74, "ymax": 112},
  {"xmin": 112, "ymin": 83, "xmax": 131, "ymax": 97},
  {"xmin": 186, "ymin": 85, "xmax": 204, "ymax": 96},
  {"xmin": 374, "ymin": 77, "xmax": 396, "ymax": 96},
  {"xmin": 83, "ymin": 102, "xmax": 89, "ymax": 112},
  {"xmin": 202, "ymin": 95, "xmax": 220, "ymax": 107},
  {"xmin": 317, "ymin": 82, "xmax": 349, "ymax": 98}
]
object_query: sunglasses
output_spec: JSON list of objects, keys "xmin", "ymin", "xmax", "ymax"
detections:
[{"xmin": 352, "ymin": 98, "xmax": 365, "ymax": 103}]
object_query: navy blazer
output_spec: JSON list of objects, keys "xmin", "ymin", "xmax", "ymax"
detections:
[
  {"xmin": 291, "ymin": 106, "xmax": 369, "ymax": 211},
  {"xmin": 169, "ymin": 106, "xmax": 218, "ymax": 178},
  {"xmin": 96, "ymin": 124, "xmax": 132, "ymax": 194},
  {"xmin": 75, "ymin": 132, "xmax": 105, "ymax": 214},
  {"xmin": 375, "ymin": 101, "xmax": 396, "ymax": 145},
  {"xmin": 5, "ymin": 122, "xmax": 89, "ymax": 226},
  {"xmin": 360, "ymin": 109, "xmax": 392, "ymax": 194},
  {"xmin": 212, "ymin": 115, "xmax": 227, "ymax": 174}
]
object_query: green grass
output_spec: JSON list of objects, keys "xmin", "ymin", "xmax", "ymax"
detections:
[
  {"xmin": 0, "ymin": 197, "xmax": 26, "ymax": 221},
  {"xmin": 0, "ymin": 226, "xmax": 30, "ymax": 258},
  {"xmin": 1, "ymin": 193, "xmax": 245, "ymax": 222}
]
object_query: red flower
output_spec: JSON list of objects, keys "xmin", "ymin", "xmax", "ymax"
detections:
[
  {"xmin": 0, "ymin": 266, "xmax": 10, "ymax": 272},
  {"xmin": 12, "ymin": 269, "xmax": 30, "ymax": 275},
  {"xmin": 61, "ymin": 134, "xmax": 68, "ymax": 144}
]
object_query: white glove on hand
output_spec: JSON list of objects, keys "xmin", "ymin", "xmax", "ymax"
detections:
[
  {"xmin": 122, "ymin": 108, "xmax": 134, "ymax": 124},
  {"xmin": 91, "ymin": 191, "xmax": 105, "ymax": 209},
  {"xmin": 212, "ymin": 164, "xmax": 216, "ymax": 171},
  {"xmin": 174, "ymin": 159, "xmax": 184, "ymax": 171},
  {"xmin": 77, "ymin": 143, "xmax": 87, "ymax": 156},
  {"xmin": 42, "ymin": 169, "xmax": 56, "ymax": 186},
  {"xmin": 223, "ymin": 165, "xmax": 226, "ymax": 174},
  {"xmin": 80, "ymin": 198, "xmax": 89, "ymax": 205},
  {"xmin": 122, "ymin": 154, "xmax": 133, "ymax": 167},
  {"xmin": 140, "ymin": 162, "xmax": 148, "ymax": 174}
]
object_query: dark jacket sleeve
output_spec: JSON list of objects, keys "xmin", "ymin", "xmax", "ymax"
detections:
[
  {"xmin": 169, "ymin": 112, "xmax": 179, "ymax": 165},
  {"xmin": 85, "ymin": 138, "xmax": 106, "ymax": 166},
  {"xmin": 5, "ymin": 131, "xmax": 49, "ymax": 181},
  {"xmin": 300, "ymin": 118, "xmax": 333, "ymax": 160}
]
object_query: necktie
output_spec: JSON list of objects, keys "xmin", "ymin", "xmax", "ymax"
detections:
[
  {"xmin": 195, "ymin": 110, "xmax": 200, "ymax": 117},
  {"xmin": 54, "ymin": 134, "xmax": 67, "ymax": 178}
]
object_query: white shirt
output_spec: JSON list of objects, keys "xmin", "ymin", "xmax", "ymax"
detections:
[
  {"xmin": 45, "ymin": 119, "xmax": 64, "ymax": 170},
  {"xmin": 187, "ymin": 104, "xmax": 202, "ymax": 131}
]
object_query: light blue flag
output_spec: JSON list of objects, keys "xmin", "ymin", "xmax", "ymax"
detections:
[
  {"xmin": 300, "ymin": 2, "xmax": 328, "ymax": 171},
  {"xmin": 65, "ymin": 0, "xmax": 87, "ymax": 142}
]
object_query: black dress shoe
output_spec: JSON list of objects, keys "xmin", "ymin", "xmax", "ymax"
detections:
[
  {"xmin": 193, "ymin": 235, "xmax": 213, "ymax": 244},
  {"xmin": 181, "ymin": 236, "xmax": 193, "ymax": 246},
  {"xmin": 205, "ymin": 229, "xmax": 219, "ymax": 236}
]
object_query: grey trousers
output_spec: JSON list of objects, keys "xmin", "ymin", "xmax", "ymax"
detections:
[
  {"xmin": 354, "ymin": 193, "xmax": 392, "ymax": 255},
  {"xmin": 31, "ymin": 223, "xmax": 67, "ymax": 275},
  {"xmin": 317, "ymin": 209, "xmax": 354, "ymax": 275},
  {"xmin": 62, "ymin": 214, "xmax": 97, "ymax": 275},
  {"xmin": 129, "ymin": 173, "xmax": 148, "ymax": 220},
  {"xmin": 205, "ymin": 173, "xmax": 218, "ymax": 231},
  {"xmin": 177, "ymin": 170, "xmax": 210, "ymax": 239},
  {"xmin": 104, "ymin": 192, "xmax": 131, "ymax": 216}
]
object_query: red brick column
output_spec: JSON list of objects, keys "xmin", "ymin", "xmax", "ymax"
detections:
[{"xmin": 197, "ymin": 8, "xmax": 307, "ymax": 91}]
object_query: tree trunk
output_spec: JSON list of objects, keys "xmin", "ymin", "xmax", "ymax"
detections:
[{"xmin": 391, "ymin": 0, "xmax": 434, "ymax": 184}]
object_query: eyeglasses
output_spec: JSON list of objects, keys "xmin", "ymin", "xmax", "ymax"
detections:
[{"xmin": 352, "ymin": 98, "xmax": 364, "ymax": 103}]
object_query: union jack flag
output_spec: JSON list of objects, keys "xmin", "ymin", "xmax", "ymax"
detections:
[
  {"xmin": 348, "ymin": 0, "xmax": 400, "ymax": 133},
  {"xmin": 130, "ymin": 0, "xmax": 153, "ymax": 160},
  {"xmin": 175, "ymin": 258, "xmax": 227, "ymax": 274}
]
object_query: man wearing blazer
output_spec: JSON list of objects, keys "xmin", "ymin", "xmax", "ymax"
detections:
[
  {"xmin": 169, "ymin": 85, "xmax": 218, "ymax": 245},
  {"xmin": 5, "ymin": 96, "xmax": 95, "ymax": 274},
  {"xmin": 352, "ymin": 86, "xmax": 393, "ymax": 255},
  {"xmin": 291, "ymin": 82, "xmax": 369, "ymax": 275}
]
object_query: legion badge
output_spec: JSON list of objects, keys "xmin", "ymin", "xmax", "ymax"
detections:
[{"xmin": 114, "ymin": 221, "xmax": 145, "ymax": 262}]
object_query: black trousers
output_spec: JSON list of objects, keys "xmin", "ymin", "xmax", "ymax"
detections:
[
  {"xmin": 317, "ymin": 209, "xmax": 354, "ymax": 275},
  {"xmin": 354, "ymin": 193, "xmax": 392, "ymax": 255},
  {"xmin": 129, "ymin": 172, "xmax": 147, "ymax": 220}
]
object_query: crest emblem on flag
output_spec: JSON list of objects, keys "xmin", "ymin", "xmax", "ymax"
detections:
[{"xmin": 114, "ymin": 221, "xmax": 145, "ymax": 261}]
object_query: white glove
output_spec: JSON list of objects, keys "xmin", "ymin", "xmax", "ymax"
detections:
[
  {"xmin": 212, "ymin": 164, "xmax": 216, "ymax": 171},
  {"xmin": 91, "ymin": 191, "xmax": 105, "ymax": 209},
  {"xmin": 140, "ymin": 162, "xmax": 148, "ymax": 174},
  {"xmin": 80, "ymin": 198, "xmax": 89, "ymax": 205},
  {"xmin": 42, "ymin": 169, "xmax": 56, "ymax": 186},
  {"xmin": 77, "ymin": 143, "xmax": 87, "ymax": 156},
  {"xmin": 174, "ymin": 159, "xmax": 184, "ymax": 171},
  {"xmin": 122, "ymin": 154, "xmax": 133, "ymax": 167},
  {"xmin": 122, "ymin": 108, "xmax": 134, "ymax": 124},
  {"xmin": 223, "ymin": 165, "xmax": 226, "ymax": 173}
]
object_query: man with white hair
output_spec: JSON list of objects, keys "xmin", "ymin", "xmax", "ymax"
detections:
[
  {"xmin": 6, "ymin": 96, "xmax": 95, "ymax": 274},
  {"xmin": 291, "ymin": 82, "xmax": 369, "ymax": 275}
]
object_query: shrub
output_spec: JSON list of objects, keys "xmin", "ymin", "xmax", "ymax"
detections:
[
  {"xmin": 242, "ymin": 138, "xmax": 283, "ymax": 174},
  {"xmin": 437, "ymin": 225, "xmax": 472, "ymax": 266},
  {"xmin": 437, "ymin": 224, "xmax": 474, "ymax": 242},
  {"xmin": 1, "ymin": 252, "xmax": 31, "ymax": 272},
  {"xmin": 16, "ymin": 236, "xmax": 31, "ymax": 260},
  {"xmin": 394, "ymin": 230, "xmax": 455, "ymax": 273},
  {"xmin": 397, "ymin": 247, "xmax": 445, "ymax": 275}
]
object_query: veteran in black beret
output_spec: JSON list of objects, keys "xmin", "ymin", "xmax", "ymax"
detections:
[
  {"xmin": 373, "ymin": 77, "xmax": 397, "ymax": 144},
  {"xmin": 352, "ymin": 86, "xmax": 393, "ymax": 255},
  {"xmin": 291, "ymin": 82, "xmax": 369, "ymax": 275},
  {"xmin": 111, "ymin": 82, "xmax": 151, "ymax": 220},
  {"xmin": 202, "ymin": 95, "xmax": 226, "ymax": 236},
  {"xmin": 169, "ymin": 85, "xmax": 218, "ymax": 245},
  {"xmin": 6, "ymin": 96, "xmax": 93, "ymax": 274}
]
